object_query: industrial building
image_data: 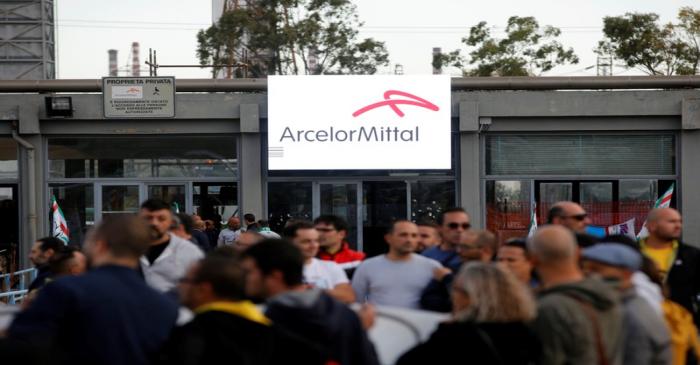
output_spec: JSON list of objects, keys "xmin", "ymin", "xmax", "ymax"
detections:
[{"xmin": 0, "ymin": 76, "xmax": 699, "ymax": 268}]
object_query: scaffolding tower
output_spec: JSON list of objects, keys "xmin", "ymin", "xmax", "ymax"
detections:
[{"xmin": 0, "ymin": 0, "xmax": 56, "ymax": 79}]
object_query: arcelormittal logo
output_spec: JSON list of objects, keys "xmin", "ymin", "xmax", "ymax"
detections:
[{"xmin": 352, "ymin": 90, "xmax": 439, "ymax": 118}]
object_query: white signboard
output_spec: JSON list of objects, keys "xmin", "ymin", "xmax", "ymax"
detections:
[
  {"xmin": 103, "ymin": 77, "xmax": 175, "ymax": 118},
  {"xmin": 267, "ymin": 75, "xmax": 451, "ymax": 170}
]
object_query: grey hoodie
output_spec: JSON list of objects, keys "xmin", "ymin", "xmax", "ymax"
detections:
[
  {"xmin": 620, "ymin": 288, "xmax": 672, "ymax": 365},
  {"xmin": 533, "ymin": 277, "xmax": 623, "ymax": 365}
]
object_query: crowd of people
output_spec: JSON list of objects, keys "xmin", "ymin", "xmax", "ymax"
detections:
[{"xmin": 1, "ymin": 198, "xmax": 700, "ymax": 365}]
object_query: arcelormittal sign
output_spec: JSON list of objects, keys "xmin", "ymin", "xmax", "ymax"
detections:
[{"xmin": 267, "ymin": 75, "xmax": 451, "ymax": 170}]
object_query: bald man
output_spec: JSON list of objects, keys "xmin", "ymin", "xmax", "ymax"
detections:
[
  {"xmin": 530, "ymin": 225, "xmax": 623, "ymax": 365},
  {"xmin": 547, "ymin": 201, "xmax": 591, "ymax": 234},
  {"xmin": 640, "ymin": 208, "xmax": 700, "ymax": 325}
]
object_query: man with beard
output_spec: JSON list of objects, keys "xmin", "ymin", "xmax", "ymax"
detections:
[
  {"xmin": 158, "ymin": 255, "xmax": 323, "ymax": 365},
  {"xmin": 240, "ymin": 239, "xmax": 378, "ymax": 365},
  {"xmin": 139, "ymin": 199, "xmax": 203, "ymax": 294},
  {"xmin": 640, "ymin": 208, "xmax": 700, "ymax": 326},
  {"xmin": 27, "ymin": 237, "xmax": 63, "ymax": 291},
  {"xmin": 352, "ymin": 220, "xmax": 442, "ymax": 309}
]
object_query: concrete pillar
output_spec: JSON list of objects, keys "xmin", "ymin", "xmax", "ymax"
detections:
[
  {"xmin": 458, "ymin": 101, "xmax": 482, "ymax": 228},
  {"xmin": 681, "ymin": 98, "xmax": 700, "ymax": 245},
  {"xmin": 238, "ymin": 104, "xmax": 263, "ymax": 221},
  {"xmin": 17, "ymin": 101, "xmax": 45, "ymax": 268}
]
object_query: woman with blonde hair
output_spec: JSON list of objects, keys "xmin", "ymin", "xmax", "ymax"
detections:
[{"xmin": 397, "ymin": 262, "xmax": 541, "ymax": 365}]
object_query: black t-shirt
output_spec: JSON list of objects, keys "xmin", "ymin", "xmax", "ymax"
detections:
[{"xmin": 146, "ymin": 240, "xmax": 170, "ymax": 265}]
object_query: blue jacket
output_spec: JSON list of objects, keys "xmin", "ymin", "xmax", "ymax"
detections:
[{"xmin": 2, "ymin": 265, "xmax": 179, "ymax": 365}]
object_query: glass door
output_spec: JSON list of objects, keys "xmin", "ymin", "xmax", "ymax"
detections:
[
  {"xmin": 193, "ymin": 183, "xmax": 238, "ymax": 228},
  {"xmin": 96, "ymin": 183, "xmax": 141, "ymax": 220},
  {"xmin": 362, "ymin": 181, "xmax": 408, "ymax": 257},
  {"xmin": 96, "ymin": 183, "xmax": 188, "ymax": 221},
  {"xmin": 146, "ymin": 184, "xmax": 187, "ymax": 213},
  {"xmin": 313, "ymin": 182, "xmax": 362, "ymax": 251},
  {"xmin": 537, "ymin": 182, "xmax": 573, "ymax": 219},
  {"xmin": 580, "ymin": 182, "xmax": 614, "ymax": 226}
]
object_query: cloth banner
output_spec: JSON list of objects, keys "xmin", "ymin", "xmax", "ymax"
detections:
[{"xmin": 606, "ymin": 218, "xmax": 636, "ymax": 238}]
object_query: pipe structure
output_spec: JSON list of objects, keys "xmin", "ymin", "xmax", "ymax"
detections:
[
  {"xmin": 449, "ymin": 75, "xmax": 700, "ymax": 90},
  {"xmin": 108, "ymin": 50, "xmax": 118, "ymax": 77},
  {"xmin": 0, "ymin": 76, "xmax": 698, "ymax": 93},
  {"xmin": 10, "ymin": 129, "xmax": 36, "ymax": 259},
  {"xmin": 131, "ymin": 42, "xmax": 140, "ymax": 77}
]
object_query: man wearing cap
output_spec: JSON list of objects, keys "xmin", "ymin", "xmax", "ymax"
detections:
[{"xmin": 582, "ymin": 243, "xmax": 672, "ymax": 365}]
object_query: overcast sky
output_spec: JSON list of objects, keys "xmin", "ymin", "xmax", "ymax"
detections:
[{"xmin": 56, "ymin": 0, "xmax": 698, "ymax": 79}]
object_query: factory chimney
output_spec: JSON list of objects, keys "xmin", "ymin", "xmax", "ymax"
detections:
[
  {"xmin": 131, "ymin": 42, "xmax": 140, "ymax": 76},
  {"xmin": 108, "ymin": 49, "xmax": 118, "ymax": 76}
]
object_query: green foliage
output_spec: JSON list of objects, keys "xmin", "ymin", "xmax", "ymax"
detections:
[
  {"xmin": 598, "ymin": 8, "xmax": 700, "ymax": 75},
  {"xmin": 436, "ymin": 16, "xmax": 579, "ymax": 76},
  {"xmin": 196, "ymin": 0, "xmax": 389, "ymax": 77}
]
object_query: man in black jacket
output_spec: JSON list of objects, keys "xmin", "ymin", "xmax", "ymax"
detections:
[
  {"xmin": 1, "ymin": 215, "xmax": 179, "ymax": 365},
  {"xmin": 640, "ymin": 208, "xmax": 700, "ymax": 326},
  {"xmin": 159, "ymin": 254, "xmax": 322, "ymax": 365},
  {"xmin": 27, "ymin": 236, "xmax": 63, "ymax": 291},
  {"xmin": 241, "ymin": 239, "xmax": 379, "ymax": 365}
]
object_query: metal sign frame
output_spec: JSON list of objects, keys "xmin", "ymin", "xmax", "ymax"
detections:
[{"xmin": 102, "ymin": 76, "xmax": 176, "ymax": 118}]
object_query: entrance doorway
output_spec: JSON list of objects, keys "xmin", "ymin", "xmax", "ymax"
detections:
[
  {"xmin": 313, "ymin": 181, "xmax": 408, "ymax": 256},
  {"xmin": 313, "ymin": 182, "xmax": 362, "ymax": 251},
  {"xmin": 268, "ymin": 180, "xmax": 455, "ymax": 257},
  {"xmin": 0, "ymin": 184, "xmax": 18, "ymax": 272},
  {"xmin": 51, "ymin": 181, "xmax": 239, "ymax": 247},
  {"xmin": 95, "ymin": 182, "xmax": 187, "ymax": 221}
]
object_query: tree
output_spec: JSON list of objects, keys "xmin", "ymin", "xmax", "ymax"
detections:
[
  {"xmin": 677, "ymin": 7, "xmax": 700, "ymax": 74},
  {"xmin": 435, "ymin": 16, "xmax": 579, "ymax": 76},
  {"xmin": 197, "ymin": 0, "xmax": 389, "ymax": 78},
  {"xmin": 597, "ymin": 8, "xmax": 700, "ymax": 75}
]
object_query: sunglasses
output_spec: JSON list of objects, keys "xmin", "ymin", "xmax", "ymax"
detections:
[
  {"xmin": 447, "ymin": 222, "xmax": 471, "ymax": 230},
  {"xmin": 563, "ymin": 214, "xmax": 588, "ymax": 221}
]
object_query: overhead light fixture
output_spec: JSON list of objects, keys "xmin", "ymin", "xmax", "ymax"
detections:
[{"xmin": 45, "ymin": 96, "xmax": 73, "ymax": 117}]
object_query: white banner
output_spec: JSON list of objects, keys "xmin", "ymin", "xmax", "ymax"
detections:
[
  {"xmin": 606, "ymin": 218, "xmax": 636, "ymax": 238},
  {"xmin": 267, "ymin": 75, "xmax": 452, "ymax": 170}
]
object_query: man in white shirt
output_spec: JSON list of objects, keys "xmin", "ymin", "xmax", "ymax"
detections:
[
  {"xmin": 217, "ymin": 216, "xmax": 242, "ymax": 246},
  {"xmin": 139, "ymin": 199, "xmax": 203, "ymax": 293},
  {"xmin": 352, "ymin": 220, "xmax": 442, "ymax": 309},
  {"xmin": 282, "ymin": 220, "xmax": 355, "ymax": 304}
]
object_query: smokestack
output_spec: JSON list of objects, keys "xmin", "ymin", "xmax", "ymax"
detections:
[
  {"xmin": 308, "ymin": 46, "xmax": 318, "ymax": 75},
  {"xmin": 131, "ymin": 42, "xmax": 140, "ymax": 77},
  {"xmin": 432, "ymin": 47, "xmax": 442, "ymax": 75},
  {"xmin": 108, "ymin": 49, "xmax": 118, "ymax": 76}
]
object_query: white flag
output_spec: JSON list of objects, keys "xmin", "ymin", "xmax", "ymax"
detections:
[
  {"xmin": 606, "ymin": 218, "xmax": 636, "ymax": 239},
  {"xmin": 527, "ymin": 203, "xmax": 538, "ymax": 238},
  {"xmin": 637, "ymin": 184, "xmax": 675, "ymax": 239},
  {"xmin": 51, "ymin": 195, "xmax": 69, "ymax": 244}
]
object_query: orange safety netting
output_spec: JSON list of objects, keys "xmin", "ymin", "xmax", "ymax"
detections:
[{"xmin": 486, "ymin": 201, "xmax": 654, "ymax": 244}]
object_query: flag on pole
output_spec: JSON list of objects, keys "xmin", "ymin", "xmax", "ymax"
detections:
[
  {"xmin": 527, "ymin": 202, "xmax": 538, "ymax": 238},
  {"xmin": 51, "ymin": 195, "xmax": 69, "ymax": 244},
  {"xmin": 637, "ymin": 183, "xmax": 675, "ymax": 239}
]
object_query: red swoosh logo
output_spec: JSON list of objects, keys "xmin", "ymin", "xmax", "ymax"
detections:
[{"xmin": 352, "ymin": 90, "xmax": 439, "ymax": 118}]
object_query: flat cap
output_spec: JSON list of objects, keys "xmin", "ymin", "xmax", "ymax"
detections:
[{"xmin": 582, "ymin": 243, "xmax": 642, "ymax": 271}]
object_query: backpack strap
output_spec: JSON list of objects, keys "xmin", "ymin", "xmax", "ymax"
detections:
[
  {"xmin": 473, "ymin": 325, "xmax": 505, "ymax": 365},
  {"xmin": 562, "ymin": 293, "xmax": 611, "ymax": 365}
]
